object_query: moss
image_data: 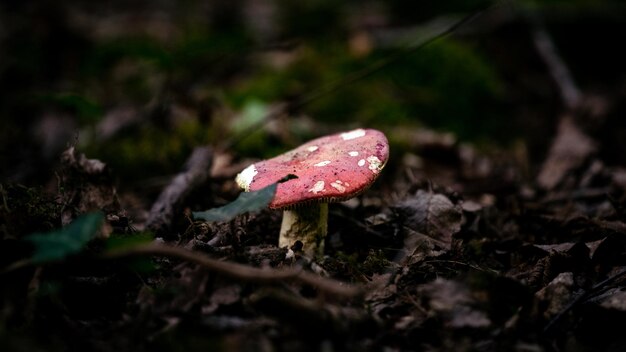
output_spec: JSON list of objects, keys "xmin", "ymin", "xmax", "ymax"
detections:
[
  {"xmin": 80, "ymin": 29, "xmax": 252, "ymax": 106},
  {"xmin": 326, "ymin": 249, "xmax": 394, "ymax": 279},
  {"xmin": 376, "ymin": 40, "xmax": 507, "ymax": 140},
  {"xmin": 35, "ymin": 92, "xmax": 103, "ymax": 125},
  {"xmin": 227, "ymin": 38, "xmax": 507, "ymax": 142},
  {"xmin": 361, "ymin": 249, "xmax": 394, "ymax": 276},
  {"xmin": 81, "ymin": 36, "xmax": 173, "ymax": 79},
  {"xmin": 85, "ymin": 119, "xmax": 213, "ymax": 183}
]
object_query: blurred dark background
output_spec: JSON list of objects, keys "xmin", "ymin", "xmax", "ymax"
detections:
[
  {"xmin": 2, "ymin": 0, "xmax": 626, "ymax": 187},
  {"xmin": 3, "ymin": 2, "xmax": 626, "ymax": 351}
]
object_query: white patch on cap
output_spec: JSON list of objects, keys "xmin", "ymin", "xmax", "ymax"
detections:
[
  {"xmin": 330, "ymin": 180, "xmax": 346, "ymax": 193},
  {"xmin": 307, "ymin": 146, "xmax": 319, "ymax": 152},
  {"xmin": 367, "ymin": 156, "xmax": 383, "ymax": 173},
  {"xmin": 314, "ymin": 160, "xmax": 331, "ymax": 167},
  {"xmin": 341, "ymin": 129, "xmax": 366, "ymax": 140},
  {"xmin": 235, "ymin": 164, "xmax": 257, "ymax": 191},
  {"xmin": 348, "ymin": 151, "xmax": 359, "ymax": 157},
  {"xmin": 308, "ymin": 180, "xmax": 325, "ymax": 194},
  {"xmin": 358, "ymin": 159, "xmax": 366, "ymax": 167}
]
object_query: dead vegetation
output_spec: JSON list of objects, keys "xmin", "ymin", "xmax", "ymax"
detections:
[{"xmin": 3, "ymin": 1, "xmax": 626, "ymax": 351}]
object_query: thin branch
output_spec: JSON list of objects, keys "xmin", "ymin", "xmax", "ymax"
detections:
[
  {"xmin": 104, "ymin": 242, "xmax": 361, "ymax": 298},
  {"xmin": 146, "ymin": 146, "xmax": 213, "ymax": 236},
  {"xmin": 543, "ymin": 268, "xmax": 626, "ymax": 334},
  {"xmin": 1, "ymin": 258, "xmax": 32, "ymax": 274},
  {"xmin": 528, "ymin": 15, "xmax": 582, "ymax": 110},
  {"xmin": 424, "ymin": 259, "xmax": 500, "ymax": 274}
]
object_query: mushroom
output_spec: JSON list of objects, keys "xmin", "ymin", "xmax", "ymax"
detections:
[{"xmin": 235, "ymin": 128, "xmax": 389, "ymax": 257}]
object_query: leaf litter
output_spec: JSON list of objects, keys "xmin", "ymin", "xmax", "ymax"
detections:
[
  {"xmin": 4, "ymin": 118, "xmax": 626, "ymax": 352},
  {"xmin": 4, "ymin": 2, "xmax": 626, "ymax": 350},
  {"xmin": 3, "ymin": 27, "xmax": 626, "ymax": 349}
]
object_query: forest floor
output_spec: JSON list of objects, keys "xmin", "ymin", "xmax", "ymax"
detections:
[
  {"xmin": 2, "ymin": 2, "xmax": 626, "ymax": 351},
  {"xmin": 4, "ymin": 113, "xmax": 626, "ymax": 351}
]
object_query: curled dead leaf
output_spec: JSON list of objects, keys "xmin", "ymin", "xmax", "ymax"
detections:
[{"xmin": 393, "ymin": 190, "xmax": 463, "ymax": 264}]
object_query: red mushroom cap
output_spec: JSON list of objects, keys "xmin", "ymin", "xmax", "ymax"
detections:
[{"xmin": 236, "ymin": 128, "xmax": 389, "ymax": 209}]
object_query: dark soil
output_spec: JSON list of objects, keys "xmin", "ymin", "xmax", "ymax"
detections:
[{"xmin": 3, "ymin": 2, "xmax": 626, "ymax": 352}]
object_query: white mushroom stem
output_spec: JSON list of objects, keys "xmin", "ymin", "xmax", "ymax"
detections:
[{"xmin": 279, "ymin": 203, "xmax": 328, "ymax": 257}]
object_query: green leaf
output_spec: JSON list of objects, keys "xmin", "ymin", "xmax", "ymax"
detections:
[
  {"xmin": 230, "ymin": 98, "xmax": 269, "ymax": 134},
  {"xmin": 193, "ymin": 185, "xmax": 276, "ymax": 222},
  {"xmin": 193, "ymin": 175, "xmax": 297, "ymax": 222},
  {"xmin": 26, "ymin": 212, "xmax": 104, "ymax": 263}
]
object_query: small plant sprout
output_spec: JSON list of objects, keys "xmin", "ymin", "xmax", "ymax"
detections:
[{"xmin": 236, "ymin": 128, "xmax": 389, "ymax": 257}]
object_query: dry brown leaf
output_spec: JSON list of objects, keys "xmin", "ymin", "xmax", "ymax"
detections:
[
  {"xmin": 537, "ymin": 117, "xmax": 596, "ymax": 190},
  {"xmin": 598, "ymin": 290, "xmax": 626, "ymax": 311},
  {"xmin": 59, "ymin": 146, "xmax": 120, "ymax": 225},
  {"xmin": 203, "ymin": 284, "xmax": 242, "ymax": 314},
  {"xmin": 419, "ymin": 278, "xmax": 491, "ymax": 329},
  {"xmin": 535, "ymin": 272, "xmax": 575, "ymax": 320},
  {"xmin": 393, "ymin": 190, "xmax": 463, "ymax": 264}
]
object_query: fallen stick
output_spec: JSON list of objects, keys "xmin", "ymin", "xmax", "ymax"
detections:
[
  {"xmin": 146, "ymin": 146, "xmax": 213, "ymax": 236},
  {"xmin": 529, "ymin": 19, "xmax": 582, "ymax": 110},
  {"xmin": 527, "ymin": 15, "xmax": 598, "ymax": 190},
  {"xmin": 104, "ymin": 242, "xmax": 361, "ymax": 298},
  {"xmin": 543, "ymin": 268, "xmax": 626, "ymax": 334}
]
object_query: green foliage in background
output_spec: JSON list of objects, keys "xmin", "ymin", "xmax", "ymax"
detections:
[
  {"xmin": 228, "ymin": 38, "xmax": 505, "ymax": 141},
  {"xmin": 0, "ymin": 0, "xmax": 537, "ymax": 183},
  {"xmin": 36, "ymin": 92, "xmax": 103, "ymax": 124},
  {"xmin": 85, "ymin": 119, "xmax": 213, "ymax": 182},
  {"xmin": 76, "ymin": 29, "xmax": 254, "ymax": 179},
  {"xmin": 3, "ymin": 0, "xmax": 624, "ymax": 185}
]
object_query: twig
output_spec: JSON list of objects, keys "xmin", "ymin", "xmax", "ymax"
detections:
[
  {"xmin": 1, "ymin": 258, "xmax": 32, "ymax": 274},
  {"xmin": 528, "ymin": 15, "xmax": 582, "ymax": 110},
  {"xmin": 543, "ymin": 268, "xmax": 626, "ymax": 334},
  {"xmin": 146, "ymin": 146, "xmax": 213, "ymax": 236},
  {"xmin": 104, "ymin": 242, "xmax": 361, "ymax": 298},
  {"xmin": 424, "ymin": 259, "xmax": 500, "ymax": 274},
  {"xmin": 3, "ymin": 242, "xmax": 361, "ymax": 297},
  {"xmin": 539, "ymin": 187, "xmax": 609, "ymax": 204}
]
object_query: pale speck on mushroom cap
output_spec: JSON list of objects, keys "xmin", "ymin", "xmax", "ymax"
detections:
[
  {"xmin": 308, "ymin": 180, "xmax": 325, "ymax": 194},
  {"xmin": 236, "ymin": 128, "xmax": 389, "ymax": 209},
  {"xmin": 314, "ymin": 160, "xmax": 331, "ymax": 167},
  {"xmin": 341, "ymin": 129, "xmax": 366, "ymax": 140},
  {"xmin": 330, "ymin": 180, "xmax": 347, "ymax": 193},
  {"xmin": 235, "ymin": 164, "xmax": 257, "ymax": 191},
  {"xmin": 367, "ymin": 156, "xmax": 383, "ymax": 173}
]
